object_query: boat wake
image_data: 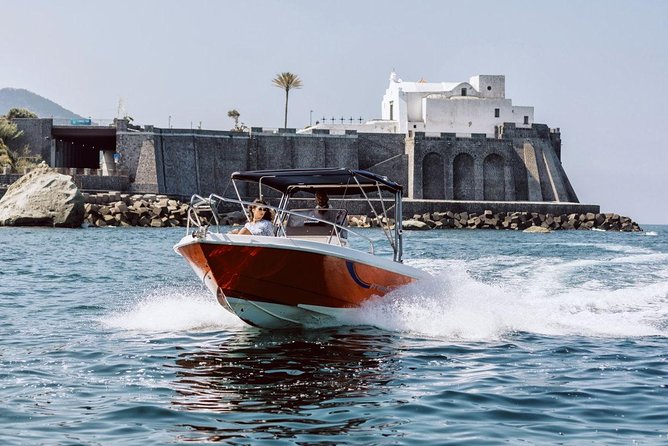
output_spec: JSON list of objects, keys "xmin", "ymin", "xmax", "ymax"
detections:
[
  {"xmin": 102, "ymin": 240, "xmax": 668, "ymax": 340},
  {"xmin": 347, "ymin": 258, "xmax": 668, "ymax": 341},
  {"xmin": 99, "ymin": 285, "xmax": 244, "ymax": 333}
]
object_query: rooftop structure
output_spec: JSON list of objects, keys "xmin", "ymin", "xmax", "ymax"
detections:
[{"xmin": 302, "ymin": 73, "xmax": 534, "ymax": 137}]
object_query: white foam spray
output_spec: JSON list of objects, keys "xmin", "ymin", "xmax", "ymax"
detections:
[
  {"xmin": 100, "ymin": 285, "xmax": 243, "ymax": 333},
  {"xmin": 345, "ymin": 256, "xmax": 668, "ymax": 341}
]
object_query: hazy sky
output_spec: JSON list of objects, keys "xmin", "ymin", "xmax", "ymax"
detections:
[{"xmin": 2, "ymin": 0, "xmax": 667, "ymax": 223}]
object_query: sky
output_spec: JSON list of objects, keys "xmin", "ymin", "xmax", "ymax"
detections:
[{"xmin": 2, "ymin": 0, "xmax": 667, "ymax": 224}]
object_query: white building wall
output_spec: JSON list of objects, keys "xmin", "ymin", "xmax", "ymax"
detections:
[
  {"xmin": 422, "ymin": 97, "xmax": 511, "ymax": 136},
  {"xmin": 302, "ymin": 72, "xmax": 533, "ymax": 136},
  {"xmin": 511, "ymin": 106, "xmax": 534, "ymax": 127},
  {"xmin": 469, "ymin": 75, "xmax": 505, "ymax": 99},
  {"xmin": 406, "ymin": 93, "xmax": 423, "ymax": 123},
  {"xmin": 396, "ymin": 92, "xmax": 407, "ymax": 133}
]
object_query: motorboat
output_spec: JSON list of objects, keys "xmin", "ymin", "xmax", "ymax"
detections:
[{"xmin": 174, "ymin": 168, "xmax": 429, "ymax": 329}]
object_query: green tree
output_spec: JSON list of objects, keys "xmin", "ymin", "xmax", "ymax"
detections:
[
  {"xmin": 0, "ymin": 115, "xmax": 41, "ymax": 172},
  {"xmin": 0, "ymin": 117, "xmax": 20, "ymax": 169},
  {"xmin": 272, "ymin": 72, "xmax": 303, "ymax": 128},
  {"xmin": 227, "ymin": 109, "xmax": 240, "ymax": 127},
  {"xmin": 0, "ymin": 116, "xmax": 21, "ymax": 144},
  {"xmin": 227, "ymin": 109, "xmax": 247, "ymax": 132},
  {"xmin": 0, "ymin": 140, "xmax": 13, "ymax": 167},
  {"xmin": 6, "ymin": 108, "xmax": 38, "ymax": 119}
]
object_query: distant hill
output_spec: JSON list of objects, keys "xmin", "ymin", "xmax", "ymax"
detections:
[{"xmin": 0, "ymin": 88, "xmax": 83, "ymax": 119}]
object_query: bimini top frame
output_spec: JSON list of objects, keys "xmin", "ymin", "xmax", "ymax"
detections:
[
  {"xmin": 230, "ymin": 167, "xmax": 402, "ymax": 195},
  {"xmin": 229, "ymin": 168, "xmax": 405, "ymax": 263}
]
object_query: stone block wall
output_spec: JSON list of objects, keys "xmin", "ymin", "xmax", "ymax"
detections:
[
  {"xmin": 117, "ymin": 123, "xmax": 583, "ymax": 210},
  {"xmin": 409, "ymin": 133, "xmax": 516, "ymax": 201},
  {"xmin": 116, "ymin": 130, "xmax": 150, "ymax": 183},
  {"xmin": 1, "ymin": 171, "xmax": 128, "ymax": 194},
  {"xmin": 9, "ymin": 118, "xmax": 53, "ymax": 162},
  {"xmin": 130, "ymin": 129, "xmax": 363, "ymax": 199},
  {"xmin": 193, "ymin": 133, "xmax": 249, "ymax": 197},
  {"xmin": 4, "ymin": 119, "xmax": 589, "ymax": 219},
  {"xmin": 154, "ymin": 131, "xmax": 201, "ymax": 198},
  {"xmin": 72, "ymin": 173, "xmax": 129, "ymax": 191},
  {"xmin": 407, "ymin": 124, "xmax": 578, "ymax": 204},
  {"xmin": 357, "ymin": 133, "xmax": 406, "ymax": 169}
]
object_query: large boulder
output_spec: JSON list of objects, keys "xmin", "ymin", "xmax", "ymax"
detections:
[
  {"xmin": 402, "ymin": 219, "xmax": 430, "ymax": 230},
  {"xmin": 523, "ymin": 225, "xmax": 551, "ymax": 233},
  {"xmin": 0, "ymin": 166, "xmax": 85, "ymax": 227}
]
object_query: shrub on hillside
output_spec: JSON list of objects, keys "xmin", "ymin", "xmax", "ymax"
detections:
[
  {"xmin": 0, "ymin": 140, "xmax": 13, "ymax": 167},
  {"xmin": 6, "ymin": 108, "xmax": 38, "ymax": 119}
]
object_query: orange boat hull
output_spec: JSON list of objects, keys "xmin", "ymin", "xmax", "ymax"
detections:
[{"xmin": 177, "ymin": 241, "xmax": 417, "ymax": 310}]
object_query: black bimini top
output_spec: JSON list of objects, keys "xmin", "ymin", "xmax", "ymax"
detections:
[{"xmin": 231, "ymin": 168, "xmax": 402, "ymax": 196}]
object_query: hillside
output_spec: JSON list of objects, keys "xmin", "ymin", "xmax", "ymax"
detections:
[{"xmin": 0, "ymin": 88, "xmax": 82, "ymax": 119}]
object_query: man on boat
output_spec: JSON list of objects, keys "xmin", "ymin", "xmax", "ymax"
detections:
[
  {"xmin": 313, "ymin": 191, "xmax": 330, "ymax": 218},
  {"xmin": 308, "ymin": 191, "xmax": 347, "ymax": 230}
]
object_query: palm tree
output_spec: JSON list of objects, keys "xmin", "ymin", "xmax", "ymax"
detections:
[
  {"xmin": 272, "ymin": 72, "xmax": 303, "ymax": 128},
  {"xmin": 227, "ymin": 109, "xmax": 240, "ymax": 128}
]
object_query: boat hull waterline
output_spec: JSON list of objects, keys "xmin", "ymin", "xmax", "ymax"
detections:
[{"xmin": 175, "ymin": 234, "xmax": 427, "ymax": 328}]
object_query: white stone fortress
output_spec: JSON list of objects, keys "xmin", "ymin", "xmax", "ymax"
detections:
[{"xmin": 302, "ymin": 72, "xmax": 534, "ymax": 136}]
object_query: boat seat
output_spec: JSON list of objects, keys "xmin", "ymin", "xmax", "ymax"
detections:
[{"xmin": 283, "ymin": 209, "xmax": 348, "ymax": 238}]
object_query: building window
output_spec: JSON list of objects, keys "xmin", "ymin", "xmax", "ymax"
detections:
[
  {"xmin": 523, "ymin": 116, "xmax": 529, "ymax": 125},
  {"xmin": 413, "ymin": 124, "xmax": 417, "ymax": 129},
  {"xmin": 494, "ymin": 108, "xmax": 500, "ymax": 118},
  {"xmin": 487, "ymin": 86, "xmax": 492, "ymax": 91},
  {"xmin": 461, "ymin": 88, "xmax": 467, "ymax": 96},
  {"xmin": 389, "ymin": 101, "xmax": 394, "ymax": 121}
]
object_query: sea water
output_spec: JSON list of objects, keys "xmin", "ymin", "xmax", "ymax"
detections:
[{"xmin": 0, "ymin": 226, "xmax": 666, "ymax": 445}]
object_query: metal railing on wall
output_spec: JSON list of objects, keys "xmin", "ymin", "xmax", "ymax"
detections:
[
  {"xmin": 52, "ymin": 118, "xmax": 116, "ymax": 127},
  {"xmin": 1, "ymin": 166, "xmax": 130, "ymax": 176},
  {"xmin": 52, "ymin": 167, "xmax": 130, "ymax": 177}
]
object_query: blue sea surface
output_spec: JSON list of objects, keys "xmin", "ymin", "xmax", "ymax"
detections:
[{"xmin": 1, "ymin": 225, "xmax": 667, "ymax": 445}]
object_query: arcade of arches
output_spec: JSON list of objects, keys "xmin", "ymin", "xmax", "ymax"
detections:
[{"xmin": 421, "ymin": 152, "xmax": 506, "ymax": 200}]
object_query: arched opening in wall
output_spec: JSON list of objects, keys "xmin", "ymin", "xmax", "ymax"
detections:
[
  {"xmin": 483, "ymin": 153, "xmax": 505, "ymax": 201},
  {"xmin": 422, "ymin": 152, "xmax": 444, "ymax": 199},
  {"xmin": 453, "ymin": 153, "xmax": 475, "ymax": 200}
]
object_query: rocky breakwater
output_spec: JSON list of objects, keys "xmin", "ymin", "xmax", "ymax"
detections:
[
  {"xmin": 348, "ymin": 210, "xmax": 641, "ymax": 232},
  {"xmin": 83, "ymin": 192, "xmax": 191, "ymax": 227},
  {"xmin": 83, "ymin": 192, "xmax": 248, "ymax": 228},
  {"xmin": 0, "ymin": 166, "xmax": 84, "ymax": 227},
  {"xmin": 396, "ymin": 210, "xmax": 642, "ymax": 232}
]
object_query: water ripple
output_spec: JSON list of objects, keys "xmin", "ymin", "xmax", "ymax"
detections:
[{"xmin": 1, "ymin": 227, "xmax": 668, "ymax": 444}]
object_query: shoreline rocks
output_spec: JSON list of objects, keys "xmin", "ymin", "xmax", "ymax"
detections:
[
  {"xmin": 83, "ymin": 192, "xmax": 190, "ymax": 227},
  {"xmin": 82, "ymin": 192, "xmax": 248, "ymax": 228},
  {"xmin": 0, "ymin": 166, "xmax": 84, "ymax": 227},
  {"xmin": 347, "ymin": 210, "xmax": 642, "ymax": 232},
  {"xmin": 82, "ymin": 192, "xmax": 642, "ymax": 232}
]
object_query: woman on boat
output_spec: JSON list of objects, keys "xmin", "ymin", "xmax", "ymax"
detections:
[{"xmin": 231, "ymin": 199, "xmax": 274, "ymax": 236}]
